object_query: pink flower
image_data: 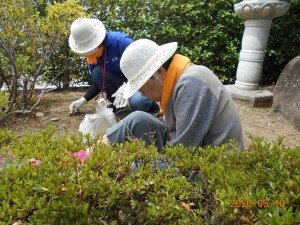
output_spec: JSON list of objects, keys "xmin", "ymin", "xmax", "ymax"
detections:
[
  {"xmin": 0, "ymin": 156, "xmax": 5, "ymax": 161},
  {"xmin": 73, "ymin": 150, "xmax": 91, "ymax": 164},
  {"xmin": 29, "ymin": 158, "xmax": 41, "ymax": 168}
]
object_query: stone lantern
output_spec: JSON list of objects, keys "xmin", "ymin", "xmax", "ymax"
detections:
[{"xmin": 227, "ymin": 0, "xmax": 290, "ymax": 107}]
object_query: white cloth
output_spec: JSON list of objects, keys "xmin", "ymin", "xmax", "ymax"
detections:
[{"xmin": 112, "ymin": 83, "xmax": 129, "ymax": 108}]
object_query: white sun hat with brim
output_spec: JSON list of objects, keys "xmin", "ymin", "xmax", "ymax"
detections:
[
  {"xmin": 69, "ymin": 18, "xmax": 106, "ymax": 54},
  {"xmin": 120, "ymin": 39, "xmax": 178, "ymax": 99}
]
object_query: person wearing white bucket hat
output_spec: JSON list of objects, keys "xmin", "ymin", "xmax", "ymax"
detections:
[
  {"xmin": 102, "ymin": 39, "xmax": 244, "ymax": 151},
  {"xmin": 68, "ymin": 18, "xmax": 160, "ymax": 114}
]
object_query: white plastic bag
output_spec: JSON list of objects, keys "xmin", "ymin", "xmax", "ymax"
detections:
[{"xmin": 79, "ymin": 98, "xmax": 117, "ymax": 140}]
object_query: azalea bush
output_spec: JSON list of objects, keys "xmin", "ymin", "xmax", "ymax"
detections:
[{"xmin": 0, "ymin": 127, "xmax": 299, "ymax": 224}]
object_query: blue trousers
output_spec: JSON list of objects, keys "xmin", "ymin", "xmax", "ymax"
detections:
[
  {"xmin": 106, "ymin": 111, "xmax": 168, "ymax": 151},
  {"xmin": 91, "ymin": 65, "xmax": 159, "ymax": 113}
]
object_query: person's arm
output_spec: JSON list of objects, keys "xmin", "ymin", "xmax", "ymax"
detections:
[
  {"xmin": 85, "ymin": 62, "xmax": 101, "ymax": 101},
  {"xmin": 88, "ymin": 64, "xmax": 96, "ymax": 74},
  {"xmin": 116, "ymin": 33, "xmax": 133, "ymax": 54},
  {"xmin": 69, "ymin": 63, "xmax": 99, "ymax": 113},
  {"xmin": 171, "ymin": 76, "xmax": 219, "ymax": 147},
  {"xmin": 83, "ymin": 83, "xmax": 101, "ymax": 101}
]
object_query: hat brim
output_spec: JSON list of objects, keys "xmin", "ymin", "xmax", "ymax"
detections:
[
  {"xmin": 69, "ymin": 19, "xmax": 106, "ymax": 54},
  {"xmin": 123, "ymin": 42, "xmax": 178, "ymax": 99}
]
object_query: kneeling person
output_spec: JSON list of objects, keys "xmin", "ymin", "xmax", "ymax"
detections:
[{"xmin": 105, "ymin": 39, "xmax": 244, "ymax": 150}]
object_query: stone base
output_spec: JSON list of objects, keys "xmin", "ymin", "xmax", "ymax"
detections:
[{"xmin": 225, "ymin": 85, "xmax": 273, "ymax": 107}]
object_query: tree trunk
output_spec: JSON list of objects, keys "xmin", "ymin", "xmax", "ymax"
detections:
[
  {"xmin": 22, "ymin": 78, "xmax": 28, "ymax": 108},
  {"xmin": 62, "ymin": 73, "xmax": 70, "ymax": 89}
]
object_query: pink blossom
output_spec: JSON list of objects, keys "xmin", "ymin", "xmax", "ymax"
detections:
[
  {"xmin": 29, "ymin": 158, "xmax": 41, "ymax": 168},
  {"xmin": 0, "ymin": 156, "xmax": 5, "ymax": 162},
  {"xmin": 73, "ymin": 150, "xmax": 91, "ymax": 164}
]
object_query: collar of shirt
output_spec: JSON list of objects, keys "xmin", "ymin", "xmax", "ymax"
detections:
[{"xmin": 160, "ymin": 54, "xmax": 191, "ymax": 115}]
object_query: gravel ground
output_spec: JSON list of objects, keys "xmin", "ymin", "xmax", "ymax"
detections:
[{"xmin": 1, "ymin": 89, "xmax": 299, "ymax": 148}]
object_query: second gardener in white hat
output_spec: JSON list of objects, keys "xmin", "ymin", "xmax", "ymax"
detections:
[
  {"xmin": 68, "ymin": 18, "xmax": 160, "ymax": 114},
  {"xmin": 102, "ymin": 39, "xmax": 244, "ymax": 151}
]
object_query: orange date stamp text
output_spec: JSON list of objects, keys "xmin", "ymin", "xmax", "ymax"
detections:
[{"xmin": 230, "ymin": 199, "xmax": 285, "ymax": 208}]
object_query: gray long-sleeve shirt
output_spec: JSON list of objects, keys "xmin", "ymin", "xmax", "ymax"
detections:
[{"xmin": 166, "ymin": 64, "xmax": 244, "ymax": 150}]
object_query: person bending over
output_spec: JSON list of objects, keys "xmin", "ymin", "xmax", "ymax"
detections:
[{"xmin": 68, "ymin": 18, "xmax": 160, "ymax": 114}]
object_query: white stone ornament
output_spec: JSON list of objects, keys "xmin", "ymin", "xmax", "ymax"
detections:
[
  {"xmin": 226, "ymin": 0, "xmax": 290, "ymax": 107},
  {"xmin": 234, "ymin": 0, "xmax": 290, "ymax": 19},
  {"xmin": 234, "ymin": 0, "xmax": 290, "ymax": 91}
]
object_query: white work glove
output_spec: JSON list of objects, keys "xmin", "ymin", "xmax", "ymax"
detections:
[
  {"xmin": 69, "ymin": 97, "xmax": 87, "ymax": 114},
  {"xmin": 112, "ymin": 83, "xmax": 129, "ymax": 108}
]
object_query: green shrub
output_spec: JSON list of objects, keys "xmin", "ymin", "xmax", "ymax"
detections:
[
  {"xmin": 86, "ymin": 0, "xmax": 244, "ymax": 82},
  {"xmin": 84, "ymin": 0, "xmax": 299, "ymax": 84},
  {"xmin": 0, "ymin": 92, "xmax": 9, "ymax": 119},
  {"xmin": 0, "ymin": 0, "xmax": 86, "ymax": 115},
  {"xmin": 0, "ymin": 127, "xmax": 299, "ymax": 224},
  {"xmin": 263, "ymin": 0, "xmax": 300, "ymax": 84}
]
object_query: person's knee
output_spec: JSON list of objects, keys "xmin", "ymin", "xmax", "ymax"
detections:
[
  {"xmin": 128, "ymin": 98, "xmax": 141, "ymax": 110},
  {"xmin": 108, "ymin": 111, "xmax": 167, "ymax": 150},
  {"xmin": 128, "ymin": 93, "xmax": 142, "ymax": 109},
  {"xmin": 127, "ymin": 111, "xmax": 165, "ymax": 136},
  {"xmin": 127, "ymin": 111, "xmax": 152, "ymax": 124},
  {"xmin": 128, "ymin": 92, "xmax": 154, "ymax": 111}
]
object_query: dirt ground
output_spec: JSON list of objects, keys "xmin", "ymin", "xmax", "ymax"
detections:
[{"xmin": 1, "ymin": 89, "xmax": 299, "ymax": 148}]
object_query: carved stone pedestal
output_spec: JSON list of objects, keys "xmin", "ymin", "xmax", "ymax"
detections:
[
  {"xmin": 227, "ymin": 0, "xmax": 290, "ymax": 107},
  {"xmin": 226, "ymin": 85, "xmax": 274, "ymax": 107}
]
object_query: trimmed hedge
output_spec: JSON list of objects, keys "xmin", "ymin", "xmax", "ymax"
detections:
[
  {"xmin": 84, "ymin": 0, "xmax": 299, "ymax": 84},
  {"xmin": 15, "ymin": 0, "xmax": 299, "ymax": 87},
  {"xmin": 0, "ymin": 127, "xmax": 299, "ymax": 224},
  {"xmin": 87, "ymin": 0, "xmax": 244, "ymax": 82}
]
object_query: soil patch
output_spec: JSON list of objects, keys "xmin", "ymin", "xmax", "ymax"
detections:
[{"xmin": 1, "ymin": 89, "xmax": 299, "ymax": 148}]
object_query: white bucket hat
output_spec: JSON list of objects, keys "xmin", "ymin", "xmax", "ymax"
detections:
[
  {"xmin": 69, "ymin": 18, "xmax": 106, "ymax": 54},
  {"xmin": 120, "ymin": 39, "xmax": 178, "ymax": 99}
]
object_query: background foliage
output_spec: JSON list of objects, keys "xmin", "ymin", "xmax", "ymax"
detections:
[
  {"xmin": 37, "ymin": 0, "xmax": 89, "ymax": 89},
  {"xmin": 0, "ymin": 0, "xmax": 299, "ymax": 120},
  {"xmin": 0, "ymin": 0, "xmax": 85, "ymax": 116},
  {"xmin": 85, "ymin": 0, "xmax": 244, "ymax": 82},
  {"xmin": 85, "ymin": 0, "xmax": 299, "ymax": 83},
  {"xmin": 0, "ymin": 128, "xmax": 299, "ymax": 224},
  {"xmin": 263, "ymin": 0, "xmax": 300, "ymax": 84}
]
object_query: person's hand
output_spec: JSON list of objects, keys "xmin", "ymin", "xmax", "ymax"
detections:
[
  {"xmin": 112, "ymin": 83, "xmax": 129, "ymax": 108},
  {"xmin": 69, "ymin": 97, "xmax": 87, "ymax": 114}
]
